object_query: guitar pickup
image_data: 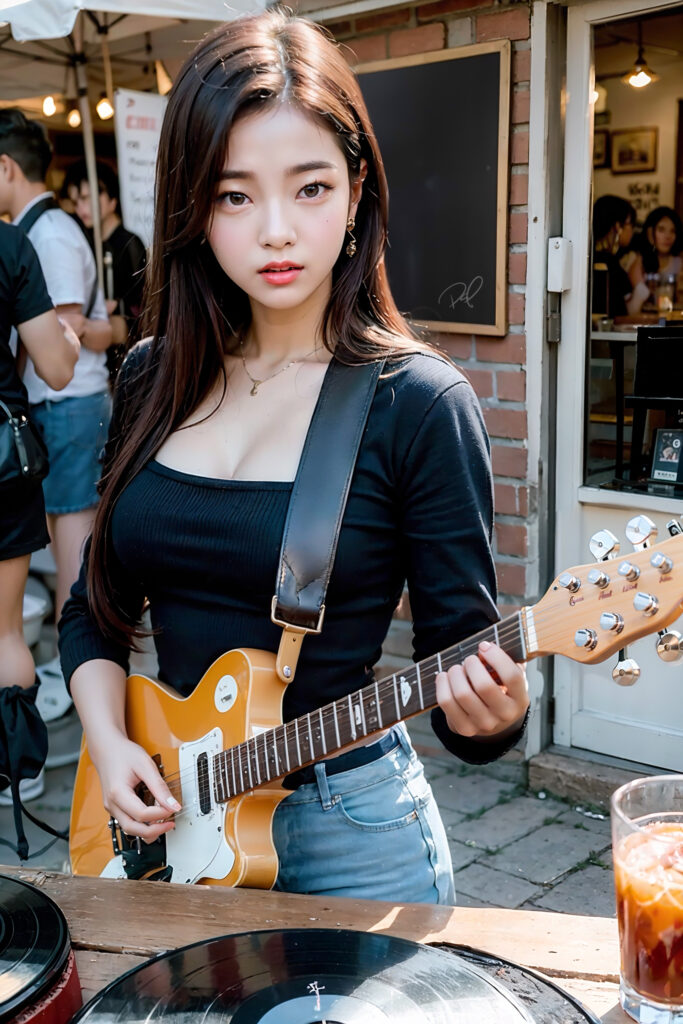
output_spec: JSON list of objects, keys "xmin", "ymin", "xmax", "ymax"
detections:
[{"xmin": 196, "ymin": 752, "xmax": 211, "ymax": 815}]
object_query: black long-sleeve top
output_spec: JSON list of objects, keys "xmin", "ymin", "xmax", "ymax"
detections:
[{"xmin": 59, "ymin": 346, "xmax": 525, "ymax": 762}]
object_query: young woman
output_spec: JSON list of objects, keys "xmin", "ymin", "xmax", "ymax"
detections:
[
  {"xmin": 628, "ymin": 205, "xmax": 683, "ymax": 307},
  {"xmin": 59, "ymin": 9, "xmax": 529, "ymax": 905}
]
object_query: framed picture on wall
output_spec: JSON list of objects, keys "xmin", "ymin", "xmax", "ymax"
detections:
[
  {"xmin": 650, "ymin": 428, "xmax": 683, "ymax": 482},
  {"xmin": 611, "ymin": 127, "xmax": 658, "ymax": 174},
  {"xmin": 593, "ymin": 129, "xmax": 610, "ymax": 168}
]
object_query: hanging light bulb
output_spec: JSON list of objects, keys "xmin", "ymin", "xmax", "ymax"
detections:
[
  {"xmin": 42, "ymin": 95, "xmax": 57, "ymax": 117},
  {"xmin": 623, "ymin": 22, "xmax": 659, "ymax": 89},
  {"xmin": 67, "ymin": 106, "xmax": 81, "ymax": 129},
  {"xmin": 96, "ymin": 93, "xmax": 114, "ymax": 120}
]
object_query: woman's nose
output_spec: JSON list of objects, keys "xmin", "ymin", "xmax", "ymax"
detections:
[{"xmin": 259, "ymin": 202, "xmax": 296, "ymax": 248}]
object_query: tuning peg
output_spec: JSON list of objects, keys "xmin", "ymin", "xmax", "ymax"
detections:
[
  {"xmin": 589, "ymin": 529, "xmax": 620, "ymax": 562},
  {"xmin": 666, "ymin": 519, "xmax": 683, "ymax": 537},
  {"xmin": 625, "ymin": 515, "xmax": 657, "ymax": 551},
  {"xmin": 656, "ymin": 630, "xmax": 683, "ymax": 663},
  {"xmin": 612, "ymin": 658, "xmax": 641, "ymax": 686}
]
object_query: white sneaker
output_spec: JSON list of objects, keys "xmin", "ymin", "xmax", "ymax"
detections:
[
  {"xmin": 0, "ymin": 768, "xmax": 45, "ymax": 805},
  {"xmin": 36, "ymin": 657, "xmax": 73, "ymax": 722}
]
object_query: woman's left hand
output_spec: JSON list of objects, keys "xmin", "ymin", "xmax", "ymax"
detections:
[{"xmin": 435, "ymin": 640, "xmax": 529, "ymax": 741}]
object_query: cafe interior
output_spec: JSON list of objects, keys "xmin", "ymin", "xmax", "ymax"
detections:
[{"xmin": 587, "ymin": 4, "xmax": 683, "ymax": 494}]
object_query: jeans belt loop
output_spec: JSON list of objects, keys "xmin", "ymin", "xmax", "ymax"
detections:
[{"xmin": 283, "ymin": 727, "xmax": 400, "ymax": 790}]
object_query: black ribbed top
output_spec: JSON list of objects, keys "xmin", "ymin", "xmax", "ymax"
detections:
[{"xmin": 59, "ymin": 351, "xmax": 523, "ymax": 761}]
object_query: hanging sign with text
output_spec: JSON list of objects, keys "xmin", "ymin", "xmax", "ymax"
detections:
[{"xmin": 114, "ymin": 89, "xmax": 168, "ymax": 248}]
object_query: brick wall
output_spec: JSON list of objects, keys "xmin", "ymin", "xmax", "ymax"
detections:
[{"xmin": 326, "ymin": 1, "xmax": 532, "ymax": 645}]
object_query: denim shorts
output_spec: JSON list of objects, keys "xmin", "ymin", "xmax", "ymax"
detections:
[
  {"xmin": 31, "ymin": 392, "xmax": 111, "ymax": 515},
  {"xmin": 272, "ymin": 725, "xmax": 455, "ymax": 905}
]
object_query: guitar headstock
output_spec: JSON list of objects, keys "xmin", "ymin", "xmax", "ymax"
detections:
[{"xmin": 526, "ymin": 530, "xmax": 683, "ymax": 663}]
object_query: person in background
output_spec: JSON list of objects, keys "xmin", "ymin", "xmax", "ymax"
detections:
[
  {"xmin": 0, "ymin": 221, "xmax": 79, "ymax": 818},
  {"xmin": 72, "ymin": 161, "xmax": 146, "ymax": 374},
  {"xmin": 592, "ymin": 195, "xmax": 643, "ymax": 317},
  {"xmin": 0, "ymin": 109, "xmax": 112, "ymax": 626},
  {"xmin": 628, "ymin": 205, "xmax": 683, "ymax": 308}
]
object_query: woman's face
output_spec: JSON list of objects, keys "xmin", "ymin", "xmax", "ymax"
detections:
[
  {"xmin": 651, "ymin": 216, "xmax": 676, "ymax": 257},
  {"xmin": 207, "ymin": 102, "xmax": 365, "ymax": 320},
  {"xmin": 619, "ymin": 218, "xmax": 634, "ymax": 249}
]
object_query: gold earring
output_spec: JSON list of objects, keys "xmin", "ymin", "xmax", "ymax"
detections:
[{"xmin": 345, "ymin": 217, "xmax": 357, "ymax": 258}]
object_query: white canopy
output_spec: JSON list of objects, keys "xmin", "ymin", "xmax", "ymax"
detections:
[{"xmin": 0, "ymin": 0, "xmax": 265, "ymax": 43}]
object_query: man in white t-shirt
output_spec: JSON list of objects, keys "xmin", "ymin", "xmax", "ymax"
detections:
[{"xmin": 0, "ymin": 110, "xmax": 113, "ymax": 620}]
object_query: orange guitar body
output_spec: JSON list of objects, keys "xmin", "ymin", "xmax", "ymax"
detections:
[{"xmin": 69, "ymin": 649, "xmax": 289, "ymax": 889}]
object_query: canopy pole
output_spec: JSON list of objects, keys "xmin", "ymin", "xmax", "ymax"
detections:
[{"xmin": 73, "ymin": 13, "xmax": 103, "ymax": 294}]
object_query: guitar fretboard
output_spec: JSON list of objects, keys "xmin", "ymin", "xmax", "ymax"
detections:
[{"xmin": 213, "ymin": 612, "xmax": 525, "ymax": 803}]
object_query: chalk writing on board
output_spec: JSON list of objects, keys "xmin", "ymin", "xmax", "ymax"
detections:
[{"xmin": 438, "ymin": 276, "xmax": 484, "ymax": 311}]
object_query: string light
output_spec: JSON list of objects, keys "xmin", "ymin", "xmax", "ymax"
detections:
[
  {"xmin": 67, "ymin": 106, "xmax": 81, "ymax": 128},
  {"xmin": 42, "ymin": 96, "xmax": 56, "ymax": 117},
  {"xmin": 96, "ymin": 94, "xmax": 114, "ymax": 120}
]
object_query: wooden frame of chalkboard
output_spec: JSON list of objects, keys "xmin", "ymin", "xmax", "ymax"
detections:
[{"xmin": 357, "ymin": 41, "xmax": 511, "ymax": 336}]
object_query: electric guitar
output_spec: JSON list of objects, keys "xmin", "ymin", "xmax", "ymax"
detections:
[{"xmin": 70, "ymin": 529, "xmax": 683, "ymax": 887}]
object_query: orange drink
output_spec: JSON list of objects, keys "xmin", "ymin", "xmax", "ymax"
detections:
[{"xmin": 612, "ymin": 776, "xmax": 683, "ymax": 1023}]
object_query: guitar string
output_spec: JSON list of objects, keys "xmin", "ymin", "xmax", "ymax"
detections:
[
  {"xmin": 138, "ymin": 601, "xmax": 643, "ymax": 808},
  {"xmin": 150, "ymin": 617, "xmax": 531, "ymax": 804}
]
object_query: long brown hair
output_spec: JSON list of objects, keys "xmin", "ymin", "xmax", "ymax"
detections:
[{"xmin": 88, "ymin": 6, "xmax": 434, "ymax": 644}]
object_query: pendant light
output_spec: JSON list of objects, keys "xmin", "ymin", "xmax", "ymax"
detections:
[
  {"xmin": 42, "ymin": 95, "xmax": 57, "ymax": 116},
  {"xmin": 622, "ymin": 22, "xmax": 659, "ymax": 89},
  {"xmin": 96, "ymin": 93, "xmax": 114, "ymax": 120},
  {"xmin": 67, "ymin": 105, "xmax": 81, "ymax": 128}
]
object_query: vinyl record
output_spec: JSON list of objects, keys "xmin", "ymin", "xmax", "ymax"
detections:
[
  {"xmin": 72, "ymin": 928, "xmax": 534, "ymax": 1023},
  {"xmin": 0, "ymin": 873, "xmax": 71, "ymax": 1022}
]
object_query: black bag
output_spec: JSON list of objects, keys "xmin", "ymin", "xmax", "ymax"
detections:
[{"xmin": 0, "ymin": 397, "xmax": 49, "ymax": 486}]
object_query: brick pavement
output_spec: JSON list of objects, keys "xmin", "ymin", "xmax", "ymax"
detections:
[{"xmin": 0, "ymin": 708, "xmax": 616, "ymax": 920}]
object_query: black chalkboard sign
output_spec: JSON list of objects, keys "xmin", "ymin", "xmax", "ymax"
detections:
[{"xmin": 358, "ymin": 42, "xmax": 510, "ymax": 335}]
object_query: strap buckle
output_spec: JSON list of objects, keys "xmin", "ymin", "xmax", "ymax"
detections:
[{"xmin": 270, "ymin": 597, "xmax": 325, "ymax": 683}]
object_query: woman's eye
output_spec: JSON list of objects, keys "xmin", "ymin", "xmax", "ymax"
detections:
[
  {"xmin": 217, "ymin": 191, "xmax": 249, "ymax": 208},
  {"xmin": 299, "ymin": 182, "xmax": 330, "ymax": 199}
]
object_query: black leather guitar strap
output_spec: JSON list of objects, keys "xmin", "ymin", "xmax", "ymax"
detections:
[{"xmin": 271, "ymin": 357, "xmax": 385, "ymax": 683}]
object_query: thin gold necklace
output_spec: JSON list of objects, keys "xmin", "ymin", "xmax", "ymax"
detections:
[{"xmin": 239, "ymin": 338, "xmax": 321, "ymax": 397}]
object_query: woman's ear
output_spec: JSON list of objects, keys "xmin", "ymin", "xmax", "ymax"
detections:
[{"xmin": 349, "ymin": 158, "xmax": 368, "ymax": 220}]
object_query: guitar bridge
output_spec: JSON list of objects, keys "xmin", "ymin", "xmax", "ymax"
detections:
[{"xmin": 107, "ymin": 754, "xmax": 170, "ymax": 880}]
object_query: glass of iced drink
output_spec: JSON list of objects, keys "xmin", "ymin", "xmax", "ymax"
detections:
[{"xmin": 611, "ymin": 775, "xmax": 683, "ymax": 1023}]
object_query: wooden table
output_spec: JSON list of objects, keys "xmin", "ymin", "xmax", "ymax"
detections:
[{"xmin": 2, "ymin": 866, "xmax": 628, "ymax": 1022}]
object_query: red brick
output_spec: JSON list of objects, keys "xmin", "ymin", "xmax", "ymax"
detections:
[
  {"xmin": 417, "ymin": 0, "xmax": 488, "ymax": 19},
  {"xmin": 476, "ymin": 333, "xmax": 525, "ymax": 364},
  {"xmin": 496, "ymin": 561, "xmax": 526, "ymax": 597},
  {"xmin": 357, "ymin": 8, "xmax": 411, "ymax": 32},
  {"xmin": 326, "ymin": 20, "xmax": 352, "ymax": 36},
  {"xmin": 512, "ymin": 89, "xmax": 530, "ymax": 124},
  {"xmin": 495, "ymin": 522, "xmax": 528, "ymax": 557},
  {"xmin": 509, "ymin": 212, "xmax": 528, "ymax": 244},
  {"xmin": 494, "ymin": 482, "xmax": 518, "ymax": 515},
  {"xmin": 498, "ymin": 369, "xmax": 526, "ymax": 402},
  {"xmin": 492, "ymin": 443, "xmax": 527, "ymax": 479},
  {"xmin": 431, "ymin": 333, "xmax": 473, "ymax": 360},
  {"xmin": 509, "ymin": 173, "xmax": 528, "ymax": 206},
  {"xmin": 343, "ymin": 34, "xmax": 387, "ymax": 64},
  {"xmin": 513, "ymin": 48, "xmax": 531, "ymax": 83},
  {"xmin": 461, "ymin": 367, "xmax": 493, "ymax": 397},
  {"xmin": 484, "ymin": 407, "xmax": 527, "ymax": 440},
  {"xmin": 477, "ymin": 7, "xmax": 529, "ymax": 42},
  {"xmin": 511, "ymin": 130, "xmax": 529, "ymax": 165},
  {"xmin": 508, "ymin": 291, "xmax": 525, "ymax": 325},
  {"xmin": 518, "ymin": 485, "xmax": 529, "ymax": 517},
  {"xmin": 508, "ymin": 252, "xmax": 527, "ymax": 285},
  {"xmin": 389, "ymin": 22, "xmax": 445, "ymax": 57}
]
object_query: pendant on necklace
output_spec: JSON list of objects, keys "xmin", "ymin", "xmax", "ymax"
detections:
[{"xmin": 250, "ymin": 381, "xmax": 261, "ymax": 396}]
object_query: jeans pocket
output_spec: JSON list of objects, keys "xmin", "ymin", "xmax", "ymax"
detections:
[{"xmin": 335, "ymin": 776, "xmax": 424, "ymax": 833}]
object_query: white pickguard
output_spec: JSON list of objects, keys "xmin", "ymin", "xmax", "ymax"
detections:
[{"xmin": 165, "ymin": 727, "xmax": 235, "ymax": 885}]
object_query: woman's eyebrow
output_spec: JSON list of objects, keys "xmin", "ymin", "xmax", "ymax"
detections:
[{"xmin": 217, "ymin": 160, "xmax": 338, "ymax": 182}]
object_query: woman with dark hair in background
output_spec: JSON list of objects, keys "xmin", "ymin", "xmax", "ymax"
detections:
[
  {"xmin": 628, "ymin": 205, "xmax": 683, "ymax": 309},
  {"xmin": 591, "ymin": 194, "xmax": 643, "ymax": 317},
  {"xmin": 59, "ymin": 8, "xmax": 529, "ymax": 904}
]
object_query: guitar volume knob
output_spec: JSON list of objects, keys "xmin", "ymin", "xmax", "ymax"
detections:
[
  {"xmin": 558, "ymin": 572, "xmax": 581, "ymax": 593},
  {"xmin": 618, "ymin": 561, "xmax": 640, "ymax": 582},
  {"xmin": 600, "ymin": 612, "xmax": 624, "ymax": 633},
  {"xmin": 633, "ymin": 592, "xmax": 659, "ymax": 616},
  {"xmin": 574, "ymin": 628, "xmax": 598, "ymax": 650},
  {"xmin": 588, "ymin": 568, "xmax": 610, "ymax": 589}
]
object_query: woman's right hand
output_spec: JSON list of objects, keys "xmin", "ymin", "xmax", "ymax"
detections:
[{"xmin": 92, "ymin": 733, "xmax": 182, "ymax": 843}]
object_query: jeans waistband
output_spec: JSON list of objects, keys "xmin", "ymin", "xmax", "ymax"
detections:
[{"xmin": 283, "ymin": 728, "xmax": 402, "ymax": 790}]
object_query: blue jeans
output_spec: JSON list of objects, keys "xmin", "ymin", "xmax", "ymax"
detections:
[
  {"xmin": 32, "ymin": 392, "xmax": 111, "ymax": 514},
  {"xmin": 272, "ymin": 725, "xmax": 455, "ymax": 905}
]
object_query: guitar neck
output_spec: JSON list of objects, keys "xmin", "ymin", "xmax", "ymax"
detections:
[{"xmin": 213, "ymin": 611, "xmax": 526, "ymax": 803}]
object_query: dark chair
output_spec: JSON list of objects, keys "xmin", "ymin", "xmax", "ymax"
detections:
[{"xmin": 624, "ymin": 324, "xmax": 683, "ymax": 481}]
